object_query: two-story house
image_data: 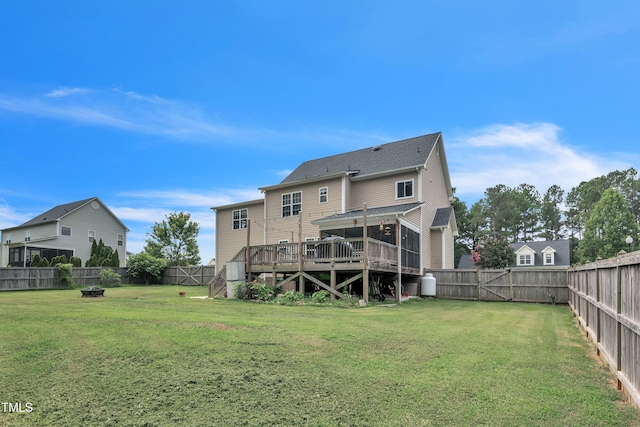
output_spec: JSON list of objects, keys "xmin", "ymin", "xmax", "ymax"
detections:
[
  {"xmin": 0, "ymin": 197, "xmax": 129, "ymax": 267},
  {"xmin": 212, "ymin": 133, "xmax": 457, "ymax": 300}
]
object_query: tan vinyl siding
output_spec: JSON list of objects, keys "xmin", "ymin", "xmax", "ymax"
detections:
[
  {"xmin": 404, "ymin": 208, "xmax": 421, "ymax": 229},
  {"xmin": 444, "ymin": 226, "xmax": 455, "ymax": 268},
  {"xmin": 215, "ymin": 202, "xmax": 264, "ymax": 270},
  {"xmin": 349, "ymin": 171, "xmax": 419, "ymax": 210},
  {"xmin": 430, "ymin": 229, "xmax": 443, "ymax": 269},
  {"xmin": 420, "ymin": 145, "xmax": 452, "ymax": 269},
  {"xmin": 264, "ymin": 178, "xmax": 343, "ymax": 245}
]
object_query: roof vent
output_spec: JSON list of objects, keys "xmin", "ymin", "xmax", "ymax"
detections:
[{"xmin": 372, "ymin": 146, "xmax": 382, "ymax": 152}]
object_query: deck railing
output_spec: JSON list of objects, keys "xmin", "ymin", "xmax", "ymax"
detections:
[{"xmin": 247, "ymin": 238, "xmax": 402, "ymax": 268}]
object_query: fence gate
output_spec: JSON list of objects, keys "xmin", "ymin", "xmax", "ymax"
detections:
[
  {"xmin": 177, "ymin": 266, "xmax": 202, "ymax": 286},
  {"xmin": 478, "ymin": 270, "xmax": 512, "ymax": 301}
]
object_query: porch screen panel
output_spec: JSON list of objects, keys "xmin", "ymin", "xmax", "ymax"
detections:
[{"xmin": 401, "ymin": 225, "xmax": 420, "ymax": 269}]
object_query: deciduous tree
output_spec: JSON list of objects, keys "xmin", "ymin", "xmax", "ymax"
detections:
[
  {"xmin": 144, "ymin": 211, "xmax": 201, "ymax": 266},
  {"xmin": 578, "ymin": 188, "xmax": 639, "ymax": 262}
]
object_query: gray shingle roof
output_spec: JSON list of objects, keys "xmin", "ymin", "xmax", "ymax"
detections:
[
  {"xmin": 431, "ymin": 207, "xmax": 454, "ymax": 228},
  {"xmin": 19, "ymin": 197, "xmax": 96, "ymax": 227},
  {"xmin": 281, "ymin": 133, "xmax": 441, "ymax": 184},
  {"xmin": 457, "ymin": 239, "xmax": 571, "ymax": 269},
  {"xmin": 312, "ymin": 202, "xmax": 424, "ymax": 223}
]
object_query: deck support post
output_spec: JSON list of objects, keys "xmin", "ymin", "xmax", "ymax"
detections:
[
  {"xmin": 397, "ymin": 219, "xmax": 401, "ymax": 303},
  {"xmin": 362, "ymin": 203, "xmax": 369, "ymax": 303},
  {"xmin": 330, "ymin": 269, "xmax": 337, "ymax": 302},
  {"xmin": 246, "ymin": 219, "xmax": 251, "ymax": 283}
]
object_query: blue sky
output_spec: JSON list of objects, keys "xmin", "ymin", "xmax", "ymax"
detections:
[{"xmin": 1, "ymin": 1, "xmax": 639, "ymax": 263}]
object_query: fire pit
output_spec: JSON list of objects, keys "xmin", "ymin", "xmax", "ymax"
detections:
[{"xmin": 81, "ymin": 286, "xmax": 105, "ymax": 297}]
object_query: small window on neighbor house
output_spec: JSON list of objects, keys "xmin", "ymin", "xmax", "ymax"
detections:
[
  {"xmin": 232, "ymin": 209, "xmax": 248, "ymax": 230},
  {"xmin": 396, "ymin": 180, "xmax": 414, "ymax": 199},
  {"xmin": 61, "ymin": 226, "xmax": 72, "ymax": 236},
  {"xmin": 24, "ymin": 230, "xmax": 31, "ymax": 242},
  {"xmin": 545, "ymin": 253, "xmax": 554, "ymax": 265},
  {"xmin": 5, "ymin": 232, "xmax": 11, "ymax": 244},
  {"xmin": 117, "ymin": 234, "xmax": 124, "ymax": 246},
  {"xmin": 319, "ymin": 187, "xmax": 328, "ymax": 203},
  {"xmin": 88, "ymin": 230, "xmax": 96, "ymax": 243},
  {"xmin": 519, "ymin": 254, "xmax": 532, "ymax": 265}
]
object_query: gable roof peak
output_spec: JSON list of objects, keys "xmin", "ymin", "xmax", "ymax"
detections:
[{"xmin": 280, "ymin": 132, "xmax": 442, "ymax": 185}]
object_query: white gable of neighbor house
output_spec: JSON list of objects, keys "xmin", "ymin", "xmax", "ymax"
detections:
[
  {"xmin": 515, "ymin": 245, "xmax": 536, "ymax": 266},
  {"xmin": 542, "ymin": 246, "xmax": 557, "ymax": 265}
]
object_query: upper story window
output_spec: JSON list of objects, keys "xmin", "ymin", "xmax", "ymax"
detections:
[
  {"xmin": 24, "ymin": 230, "xmax": 31, "ymax": 242},
  {"xmin": 232, "ymin": 209, "xmax": 248, "ymax": 230},
  {"xmin": 542, "ymin": 246, "xmax": 556, "ymax": 265},
  {"xmin": 519, "ymin": 254, "xmax": 532, "ymax": 265},
  {"xmin": 282, "ymin": 192, "xmax": 302, "ymax": 217},
  {"xmin": 319, "ymin": 187, "xmax": 328, "ymax": 203},
  {"xmin": 396, "ymin": 180, "xmax": 414, "ymax": 199},
  {"xmin": 516, "ymin": 245, "xmax": 536, "ymax": 266},
  {"xmin": 5, "ymin": 233, "xmax": 11, "ymax": 244},
  {"xmin": 117, "ymin": 234, "xmax": 124, "ymax": 246},
  {"xmin": 61, "ymin": 226, "xmax": 72, "ymax": 236},
  {"xmin": 88, "ymin": 230, "xmax": 96, "ymax": 243}
]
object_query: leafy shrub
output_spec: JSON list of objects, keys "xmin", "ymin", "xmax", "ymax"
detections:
[
  {"xmin": 70, "ymin": 256, "xmax": 82, "ymax": 267},
  {"xmin": 279, "ymin": 290, "xmax": 304, "ymax": 304},
  {"xmin": 126, "ymin": 252, "xmax": 167, "ymax": 285},
  {"xmin": 233, "ymin": 282, "xmax": 251, "ymax": 300},
  {"xmin": 251, "ymin": 283, "xmax": 278, "ymax": 301},
  {"xmin": 100, "ymin": 268, "xmax": 122, "ymax": 287},
  {"xmin": 86, "ymin": 239, "xmax": 119, "ymax": 267},
  {"xmin": 56, "ymin": 263, "xmax": 75, "ymax": 288},
  {"xmin": 51, "ymin": 255, "xmax": 68, "ymax": 266},
  {"xmin": 30, "ymin": 254, "xmax": 41, "ymax": 267},
  {"xmin": 311, "ymin": 290, "xmax": 330, "ymax": 304}
]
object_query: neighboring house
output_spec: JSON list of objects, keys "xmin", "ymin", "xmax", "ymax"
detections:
[
  {"xmin": 212, "ymin": 133, "xmax": 457, "ymax": 297},
  {"xmin": 457, "ymin": 239, "xmax": 571, "ymax": 269},
  {"xmin": 0, "ymin": 197, "xmax": 129, "ymax": 267}
]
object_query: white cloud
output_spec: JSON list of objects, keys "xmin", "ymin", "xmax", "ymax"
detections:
[
  {"xmin": 0, "ymin": 201, "xmax": 31, "ymax": 230},
  {"xmin": 45, "ymin": 87, "xmax": 92, "ymax": 98},
  {"xmin": 0, "ymin": 86, "xmax": 391, "ymax": 149},
  {"xmin": 448, "ymin": 122, "xmax": 631, "ymax": 203},
  {"xmin": 118, "ymin": 189, "xmax": 263, "ymax": 209}
]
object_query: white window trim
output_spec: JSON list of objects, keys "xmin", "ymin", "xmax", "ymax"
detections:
[
  {"xmin": 117, "ymin": 234, "xmax": 124, "ymax": 246},
  {"xmin": 319, "ymin": 187, "xmax": 328, "ymax": 203},
  {"xmin": 61, "ymin": 226, "xmax": 72, "ymax": 237},
  {"xmin": 396, "ymin": 179, "xmax": 414, "ymax": 200},
  {"xmin": 515, "ymin": 245, "xmax": 536, "ymax": 266},
  {"xmin": 232, "ymin": 208, "xmax": 248, "ymax": 230},
  {"xmin": 281, "ymin": 191, "xmax": 302, "ymax": 217},
  {"xmin": 25, "ymin": 230, "xmax": 31, "ymax": 242},
  {"xmin": 5, "ymin": 232, "xmax": 11, "ymax": 244},
  {"xmin": 542, "ymin": 246, "xmax": 556, "ymax": 265},
  {"xmin": 88, "ymin": 230, "xmax": 96, "ymax": 243},
  {"xmin": 518, "ymin": 254, "xmax": 532, "ymax": 266}
]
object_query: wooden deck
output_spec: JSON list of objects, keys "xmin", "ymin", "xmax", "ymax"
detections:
[{"xmin": 210, "ymin": 238, "xmax": 421, "ymax": 302}]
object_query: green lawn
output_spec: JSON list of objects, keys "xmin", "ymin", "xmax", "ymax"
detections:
[{"xmin": 1, "ymin": 286, "xmax": 638, "ymax": 427}]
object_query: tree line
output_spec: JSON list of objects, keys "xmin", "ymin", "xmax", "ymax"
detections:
[{"xmin": 452, "ymin": 168, "xmax": 640, "ymax": 266}]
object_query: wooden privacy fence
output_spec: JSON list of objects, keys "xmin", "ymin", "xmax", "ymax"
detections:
[
  {"xmin": 429, "ymin": 268, "xmax": 569, "ymax": 303},
  {"xmin": 569, "ymin": 252, "xmax": 640, "ymax": 407},
  {"xmin": 0, "ymin": 266, "xmax": 217, "ymax": 291},
  {"xmin": 162, "ymin": 266, "xmax": 217, "ymax": 286}
]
